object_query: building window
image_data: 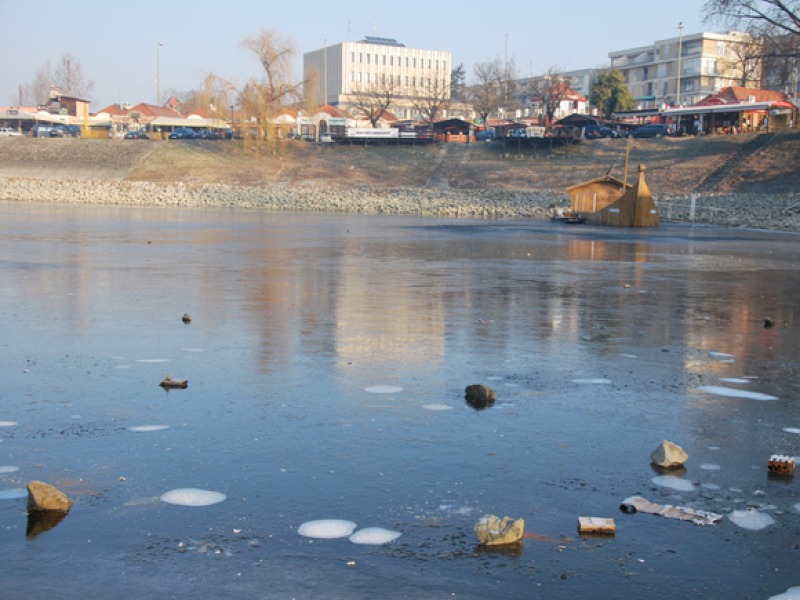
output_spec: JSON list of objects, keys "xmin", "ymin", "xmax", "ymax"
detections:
[
  {"xmin": 390, "ymin": 56, "xmax": 393, "ymax": 66},
  {"xmin": 367, "ymin": 54, "xmax": 370, "ymax": 65},
  {"xmin": 413, "ymin": 58, "xmax": 417, "ymax": 68},
  {"xmin": 351, "ymin": 52, "xmax": 355, "ymax": 63},
  {"xmin": 383, "ymin": 55, "xmax": 386, "ymax": 65},
  {"xmin": 359, "ymin": 53, "xmax": 362, "ymax": 63}
]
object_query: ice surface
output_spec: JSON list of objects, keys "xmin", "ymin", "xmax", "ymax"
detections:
[
  {"xmin": 652, "ymin": 476, "xmax": 695, "ymax": 492},
  {"xmin": 349, "ymin": 527, "xmax": 402, "ymax": 545},
  {"xmin": 135, "ymin": 358, "xmax": 170, "ymax": 364},
  {"xmin": 160, "ymin": 488, "xmax": 226, "ymax": 507},
  {"xmin": 0, "ymin": 421, "xmax": 18, "ymax": 427},
  {"xmin": 700, "ymin": 464, "xmax": 721, "ymax": 470},
  {"xmin": 364, "ymin": 386, "xmax": 403, "ymax": 394},
  {"xmin": 126, "ymin": 425, "xmax": 170, "ymax": 432},
  {"xmin": 697, "ymin": 386, "xmax": 778, "ymax": 401},
  {"xmin": 297, "ymin": 519, "xmax": 357, "ymax": 539},
  {"xmin": 422, "ymin": 404, "xmax": 453, "ymax": 411},
  {"xmin": 571, "ymin": 378, "xmax": 612, "ymax": 384},
  {"xmin": 729, "ymin": 508, "xmax": 775, "ymax": 531},
  {"xmin": 0, "ymin": 466, "xmax": 20, "ymax": 474}
]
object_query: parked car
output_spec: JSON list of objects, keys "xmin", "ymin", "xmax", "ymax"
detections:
[
  {"xmin": 628, "ymin": 124, "xmax": 670, "ymax": 138},
  {"xmin": 31, "ymin": 124, "xmax": 58, "ymax": 138},
  {"xmin": 0, "ymin": 127, "xmax": 22, "ymax": 137},
  {"xmin": 124, "ymin": 130, "xmax": 149, "ymax": 140},
  {"xmin": 476, "ymin": 128, "xmax": 496, "ymax": 141},
  {"xmin": 53, "ymin": 124, "xmax": 82, "ymax": 138},
  {"xmin": 168, "ymin": 127, "xmax": 198, "ymax": 139},
  {"xmin": 197, "ymin": 128, "xmax": 223, "ymax": 140},
  {"xmin": 584, "ymin": 125, "xmax": 619, "ymax": 139}
]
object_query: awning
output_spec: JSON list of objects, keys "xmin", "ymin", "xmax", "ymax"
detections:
[{"xmin": 662, "ymin": 101, "xmax": 774, "ymax": 117}]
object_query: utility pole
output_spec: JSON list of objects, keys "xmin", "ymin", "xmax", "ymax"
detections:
[
  {"xmin": 156, "ymin": 42, "xmax": 164, "ymax": 106},
  {"xmin": 676, "ymin": 22, "xmax": 684, "ymax": 107}
]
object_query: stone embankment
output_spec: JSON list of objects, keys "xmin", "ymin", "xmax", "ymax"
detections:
[
  {"xmin": 0, "ymin": 177, "xmax": 559, "ymax": 219},
  {"xmin": 1, "ymin": 177, "xmax": 799, "ymax": 231}
]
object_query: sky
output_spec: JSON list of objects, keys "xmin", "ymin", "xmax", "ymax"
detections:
[{"xmin": 1, "ymin": 0, "xmax": 715, "ymax": 109}]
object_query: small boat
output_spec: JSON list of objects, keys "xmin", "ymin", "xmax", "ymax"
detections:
[{"xmin": 550, "ymin": 211, "xmax": 585, "ymax": 224}]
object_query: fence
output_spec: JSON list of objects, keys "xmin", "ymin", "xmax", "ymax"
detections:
[{"xmin": 657, "ymin": 194, "xmax": 800, "ymax": 230}]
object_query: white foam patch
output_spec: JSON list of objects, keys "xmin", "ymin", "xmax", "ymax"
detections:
[
  {"xmin": 136, "ymin": 358, "xmax": 170, "ymax": 364},
  {"xmin": 701, "ymin": 483, "xmax": 720, "ymax": 490},
  {"xmin": 0, "ymin": 488, "xmax": 27, "ymax": 500},
  {"xmin": 422, "ymin": 404, "xmax": 453, "ymax": 411},
  {"xmin": 0, "ymin": 421, "xmax": 18, "ymax": 427},
  {"xmin": 768, "ymin": 586, "xmax": 800, "ymax": 600},
  {"xmin": 571, "ymin": 378, "xmax": 612, "ymax": 384},
  {"xmin": 729, "ymin": 508, "xmax": 775, "ymax": 531},
  {"xmin": 298, "ymin": 519, "xmax": 357, "ymax": 539},
  {"xmin": 709, "ymin": 351, "xmax": 735, "ymax": 360},
  {"xmin": 364, "ymin": 386, "xmax": 403, "ymax": 394},
  {"xmin": 652, "ymin": 476, "xmax": 695, "ymax": 492},
  {"xmin": 699, "ymin": 464, "xmax": 720, "ymax": 470},
  {"xmin": 349, "ymin": 527, "xmax": 402, "ymax": 545},
  {"xmin": 697, "ymin": 386, "xmax": 778, "ymax": 401},
  {"xmin": 783, "ymin": 428, "xmax": 800, "ymax": 435},
  {"xmin": 719, "ymin": 378, "xmax": 750, "ymax": 384},
  {"xmin": 0, "ymin": 466, "xmax": 20, "ymax": 474},
  {"xmin": 160, "ymin": 488, "xmax": 226, "ymax": 507},
  {"xmin": 127, "ymin": 425, "xmax": 169, "ymax": 432}
]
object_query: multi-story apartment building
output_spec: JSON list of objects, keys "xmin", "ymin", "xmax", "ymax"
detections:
[
  {"xmin": 609, "ymin": 30, "xmax": 759, "ymax": 108},
  {"xmin": 303, "ymin": 37, "xmax": 451, "ymax": 120}
]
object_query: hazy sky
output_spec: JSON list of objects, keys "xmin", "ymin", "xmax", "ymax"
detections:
[{"xmin": 2, "ymin": 0, "xmax": 714, "ymax": 109}]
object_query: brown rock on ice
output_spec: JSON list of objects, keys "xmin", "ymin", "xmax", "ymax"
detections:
[
  {"xmin": 651, "ymin": 440, "xmax": 689, "ymax": 469},
  {"xmin": 465, "ymin": 384, "xmax": 496, "ymax": 409},
  {"xmin": 27, "ymin": 480, "xmax": 73, "ymax": 513},
  {"xmin": 475, "ymin": 515, "xmax": 525, "ymax": 546}
]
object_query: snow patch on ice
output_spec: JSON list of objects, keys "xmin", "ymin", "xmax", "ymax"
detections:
[
  {"xmin": 0, "ymin": 421, "xmax": 18, "ymax": 427},
  {"xmin": 652, "ymin": 476, "xmax": 695, "ymax": 492},
  {"xmin": 571, "ymin": 378, "xmax": 612, "ymax": 384},
  {"xmin": 701, "ymin": 483, "xmax": 720, "ymax": 490},
  {"xmin": 719, "ymin": 378, "xmax": 750, "ymax": 384},
  {"xmin": 365, "ymin": 386, "xmax": 403, "ymax": 394},
  {"xmin": 0, "ymin": 466, "xmax": 20, "ymax": 474},
  {"xmin": 298, "ymin": 519, "xmax": 357, "ymax": 539},
  {"xmin": 768, "ymin": 586, "xmax": 800, "ymax": 600},
  {"xmin": 349, "ymin": 527, "xmax": 402, "ymax": 545},
  {"xmin": 0, "ymin": 488, "xmax": 27, "ymax": 500},
  {"xmin": 729, "ymin": 508, "xmax": 775, "ymax": 531},
  {"xmin": 422, "ymin": 404, "xmax": 453, "ymax": 411},
  {"xmin": 709, "ymin": 351, "xmax": 735, "ymax": 360},
  {"xmin": 136, "ymin": 358, "xmax": 170, "ymax": 364},
  {"xmin": 697, "ymin": 386, "xmax": 778, "ymax": 401},
  {"xmin": 160, "ymin": 488, "xmax": 226, "ymax": 507},
  {"xmin": 699, "ymin": 464, "xmax": 720, "ymax": 470},
  {"xmin": 783, "ymin": 427, "xmax": 800, "ymax": 435},
  {"xmin": 127, "ymin": 425, "xmax": 170, "ymax": 432}
]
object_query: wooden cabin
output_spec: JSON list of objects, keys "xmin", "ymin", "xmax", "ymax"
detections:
[
  {"xmin": 581, "ymin": 164, "xmax": 659, "ymax": 227},
  {"xmin": 567, "ymin": 175, "xmax": 631, "ymax": 214}
]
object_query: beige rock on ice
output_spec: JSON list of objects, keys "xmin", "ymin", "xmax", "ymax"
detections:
[
  {"xmin": 475, "ymin": 515, "xmax": 525, "ymax": 546},
  {"xmin": 651, "ymin": 440, "xmax": 689, "ymax": 469},
  {"xmin": 27, "ymin": 480, "xmax": 73, "ymax": 513}
]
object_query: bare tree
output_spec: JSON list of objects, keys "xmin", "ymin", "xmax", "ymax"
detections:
[
  {"xmin": 704, "ymin": 0, "xmax": 800, "ymax": 37},
  {"xmin": 528, "ymin": 67, "xmax": 574, "ymax": 126},
  {"xmin": 19, "ymin": 52, "xmax": 94, "ymax": 105},
  {"xmin": 410, "ymin": 76, "xmax": 450, "ymax": 129},
  {"xmin": 239, "ymin": 29, "xmax": 304, "ymax": 149},
  {"xmin": 470, "ymin": 60, "xmax": 504, "ymax": 125},
  {"xmin": 348, "ymin": 77, "xmax": 396, "ymax": 127},
  {"xmin": 724, "ymin": 32, "xmax": 765, "ymax": 86},
  {"xmin": 762, "ymin": 31, "xmax": 800, "ymax": 89}
]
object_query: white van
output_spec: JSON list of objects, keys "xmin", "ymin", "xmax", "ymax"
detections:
[{"xmin": 0, "ymin": 127, "xmax": 22, "ymax": 137}]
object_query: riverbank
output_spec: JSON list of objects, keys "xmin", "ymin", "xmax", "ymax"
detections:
[{"xmin": 1, "ymin": 135, "xmax": 799, "ymax": 231}]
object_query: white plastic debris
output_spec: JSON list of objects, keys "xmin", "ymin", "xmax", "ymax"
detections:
[{"xmin": 620, "ymin": 496, "xmax": 722, "ymax": 526}]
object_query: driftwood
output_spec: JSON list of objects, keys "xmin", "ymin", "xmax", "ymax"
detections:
[{"xmin": 159, "ymin": 376, "xmax": 188, "ymax": 389}]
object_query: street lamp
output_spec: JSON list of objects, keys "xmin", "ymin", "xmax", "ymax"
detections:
[
  {"xmin": 676, "ymin": 22, "xmax": 684, "ymax": 107},
  {"xmin": 156, "ymin": 42, "xmax": 164, "ymax": 106}
]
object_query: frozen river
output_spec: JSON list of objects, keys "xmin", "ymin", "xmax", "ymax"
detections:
[{"xmin": 0, "ymin": 202, "xmax": 799, "ymax": 599}]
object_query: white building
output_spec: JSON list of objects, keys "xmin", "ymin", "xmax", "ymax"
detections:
[
  {"xmin": 609, "ymin": 30, "xmax": 759, "ymax": 108},
  {"xmin": 303, "ymin": 37, "xmax": 451, "ymax": 120}
]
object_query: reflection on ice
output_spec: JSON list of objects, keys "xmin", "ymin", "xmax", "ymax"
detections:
[
  {"xmin": 697, "ymin": 386, "xmax": 778, "ymax": 401},
  {"xmin": 160, "ymin": 488, "xmax": 226, "ymax": 507},
  {"xmin": 349, "ymin": 527, "xmax": 402, "ymax": 545},
  {"xmin": 298, "ymin": 519, "xmax": 357, "ymax": 539},
  {"xmin": 729, "ymin": 508, "xmax": 775, "ymax": 531},
  {"xmin": 365, "ymin": 386, "xmax": 403, "ymax": 394},
  {"xmin": 652, "ymin": 476, "xmax": 695, "ymax": 492}
]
